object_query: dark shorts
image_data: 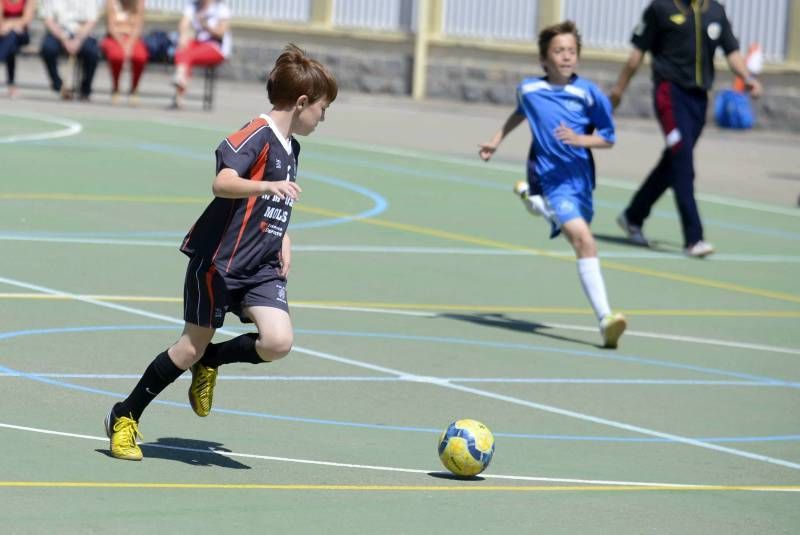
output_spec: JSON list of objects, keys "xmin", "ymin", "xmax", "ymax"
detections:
[{"xmin": 182, "ymin": 256, "xmax": 289, "ymax": 328}]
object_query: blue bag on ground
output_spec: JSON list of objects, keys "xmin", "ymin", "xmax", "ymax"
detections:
[{"xmin": 714, "ymin": 89, "xmax": 754, "ymax": 129}]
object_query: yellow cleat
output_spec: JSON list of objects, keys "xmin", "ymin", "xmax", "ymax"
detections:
[
  {"xmin": 600, "ymin": 313, "xmax": 627, "ymax": 349},
  {"xmin": 189, "ymin": 362, "xmax": 218, "ymax": 417},
  {"xmin": 104, "ymin": 410, "xmax": 143, "ymax": 461}
]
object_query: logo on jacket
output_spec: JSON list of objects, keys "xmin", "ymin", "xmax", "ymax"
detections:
[
  {"xmin": 707, "ymin": 22, "xmax": 721, "ymax": 40},
  {"xmin": 669, "ymin": 14, "xmax": 685, "ymax": 25}
]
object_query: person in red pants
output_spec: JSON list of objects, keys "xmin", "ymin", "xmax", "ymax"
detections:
[
  {"xmin": 171, "ymin": 0, "xmax": 231, "ymax": 108},
  {"xmin": 100, "ymin": 0, "xmax": 147, "ymax": 104}
]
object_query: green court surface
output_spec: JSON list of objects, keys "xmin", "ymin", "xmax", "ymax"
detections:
[{"xmin": 1, "ymin": 107, "xmax": 799, "ymax": 534}]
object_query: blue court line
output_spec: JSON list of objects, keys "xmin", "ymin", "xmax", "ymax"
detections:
[
  {"xmin": 290, "ymin": 328, "xmax": 799, "ymax": 388},
  {"xmin": 1, "ymin": 325, "xmax": 798, "ymax": 443},
  {"xmin": 25, "ymin": 137, "xmax": 800, "ymax": 241},
  {"xmin": 20, "ymin": 138, "xmax": 387, "ymax": 231},
  {"xmin": 304, "ymin": 151, "xmax": 800, "ymax": 241}
]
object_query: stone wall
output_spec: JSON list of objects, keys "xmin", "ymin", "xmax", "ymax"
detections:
[{"xmin": 22, "ymin": 20, "xmax": 800, "ymax": 131}]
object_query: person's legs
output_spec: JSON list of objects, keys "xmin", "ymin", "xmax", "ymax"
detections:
[
  {"xmin": 624, "ymin": 150, "xmax": 671, "ymax": 227},
  {"xmin": 172, "ymin": 41, "xmax": 224, "ymax": 107},
  {"xmin": 624, "ymin": 80, "xmax": 679, "ymax": 228},
  {"xmin": 113, "ymin": 323, "xmax": 213, "ymax": 420},
  {"xmin": 77, "ymin": 36, "xmax": 99, "ymax": 99},
  {"xmin": 100, "ymin": 36, "xmax": 124, "ymax": 95},
  {"xmin": 189, "ymin": 271, "xmax": 293, "ymax": 415},
  {"xmin": 197, "ymin": 306, "xmax": 293, "ymax": 368},
  {"xmin": 561, "ymin": 217, "xmax": 626, "ymax": 348},
  {"xmin": 668, "ymin": 85, "xmax": 708, "ymax": 248},
  {"xmin": 39, "ymin": 32, "xmax": 64, "ymax": 93},
  {"xmin": 129, "ymin": 39, "xmax": 149, "ymax": 94},
  {"xmin": 0, "ymin": 32, "xmax": 18, "ymax": 93},
  {"xmin": 105, "ymin": 323, "xmax": 214, "ymax": 460}
]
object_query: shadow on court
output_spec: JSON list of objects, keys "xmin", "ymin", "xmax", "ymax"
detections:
[
  {"xmin": 593, "ymin": 232, "xmax": 683, "ymax": 254},
  {"xmin": 96, "ymin": 438, "xmax": 251, "ymax": 469},
  {"xmin": 427, "ymin": 471, "xmax": 486, "ymax": 482},
  {"xmin": 439, "ymin": 313, "xmax": 595, "ymax": 347}
]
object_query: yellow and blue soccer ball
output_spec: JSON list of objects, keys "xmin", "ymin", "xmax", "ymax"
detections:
[{"xmin": 437, "ymin": 419, "xmax": 495, "ymax": 477}]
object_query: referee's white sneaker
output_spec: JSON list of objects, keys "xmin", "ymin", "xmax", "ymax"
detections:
[{"xmin": 685, "ymin": 240, "xmax": 714, "ymax": 258}]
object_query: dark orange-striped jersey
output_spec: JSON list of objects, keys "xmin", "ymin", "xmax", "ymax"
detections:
[{"xmin": 180, "ymin": 114, "xmax": 300, "ymax": 281}]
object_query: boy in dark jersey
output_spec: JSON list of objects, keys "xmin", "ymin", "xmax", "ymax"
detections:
[
  {"xmin": 104, "ymin": 44, "xmax": 337, "ymax": 461},
  {"xmin": 478, "ymin": 21, "xmax": 626, "ymax": 349}
]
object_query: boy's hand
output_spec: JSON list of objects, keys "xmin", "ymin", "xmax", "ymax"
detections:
[
  {"xmin": 609, "ymin": 88, "xmax": 623, "ymax": 109},
  {"xmin": 264, "ymin": 180, "xmax": 301, "ymax": 200},
  {"xmin": 278, "ymin": 234, "xmax": 292, "ymax": 278},
  {"xmin": 478, "ymin": 142, "xmax": 498, "ymax": 161},
  {"xmin": 555, "ymin": 122, "xmax": 580, "ymax": 146}
]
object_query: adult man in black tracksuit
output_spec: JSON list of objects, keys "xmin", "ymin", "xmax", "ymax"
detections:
[{"xmin": 610, "ymin": 0, "xmax": 762, "ymax": 257}]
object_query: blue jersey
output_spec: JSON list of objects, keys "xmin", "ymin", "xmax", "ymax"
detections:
[{"xmin": 515, "ymin": 74, "xmax": 615, "ymax": 197}]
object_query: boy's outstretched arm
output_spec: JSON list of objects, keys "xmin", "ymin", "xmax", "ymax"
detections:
[{"xmin": 478, "ymin": 111, "xmax": 525, "ymax": 161}]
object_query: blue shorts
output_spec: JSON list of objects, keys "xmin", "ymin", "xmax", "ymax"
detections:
[
  {"xmin": 548, "ymin": 191, "xmax": 594, "ymax": 226},
  {"xmin": 542, "ymin": 182, "xmax": 594, "ymax": 239}
]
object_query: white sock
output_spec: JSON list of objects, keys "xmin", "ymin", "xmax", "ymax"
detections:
[
  {"xmin": 577, "ymin": 257, "xmax": 611, "ymax": 321},
  {"xmin": 522, "ymin": 194, "xmax": 558, "ymax": 232}
]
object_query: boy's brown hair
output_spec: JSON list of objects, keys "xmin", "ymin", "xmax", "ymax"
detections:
[
  {"xmin": 538, "ymin": 20, "xmax": 582, "ymax": 61},
  {"xmin": 267, "ymin": 44, "xmax": 338, "ymax": 107}
]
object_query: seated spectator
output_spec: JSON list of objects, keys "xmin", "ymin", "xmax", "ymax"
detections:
[
  {"xmin": 40, "ymin": 0, "xmax": 100, "ymax": 100},
  {"xmin": 171, "ymin": 0, "xmax": 231, "ymax": 108},
  {"xmin": 0, "ymin": 0, "xmax": 37, "ymax": 98},
  {"xmin": 100, "ymin": 0, "xmax": 148, "ymax": 104}
]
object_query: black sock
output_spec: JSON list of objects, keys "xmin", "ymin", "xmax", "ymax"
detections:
[
  {"xmin": 200, "ymin": 333, "xmax": 263, "ymax": 368},
  {"xmin": 114, "ymin": 351, "xmax": 185, "ymax": 421}
]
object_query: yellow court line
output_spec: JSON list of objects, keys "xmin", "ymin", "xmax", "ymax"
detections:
[
  {"xmin": 299, "ymin": 205, "xmax": 800, "ymax": 305},
  {"xmin": 0, "ymin": 482, "xmax": 798, "ymax": 492},
  {"xmin": 0, "ymin": 293, "xmax": 798, "ymax": 318},
  {"xmin": 0, "ymin": 192, "xmax": 208, "ymax": 205},
  {"xmin": 0, "ymin": 192, "xmax": 318, "ymax": 213},
  {"xmin": 4, "ymin": 192, "xmax": 800, "ymax": 304}
]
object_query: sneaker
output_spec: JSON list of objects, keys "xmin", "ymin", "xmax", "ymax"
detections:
[
  {"xmin": 616, "ymin": 212, "xmax": 649, "ymax": 246},
  {"xmin": 513, "ymin": 180, "xmax": 529, "ymax": 199},
  {"xmin": 189, "ymin": 362, "xmax": 218, "ymax": 417},
  {"xmin": 104, "ymin": 409, "xmax": 143, "ymax": 461},
  {"xmin": 685, "ymin": 240, "xmax": 714, "ymax": 258},
  {"xmin": 600, "ymin": 313, "xmax": 627, "ymax": 349},
  {"xmin": 110, "ymin": 91, "xmax": 121, "ymax": 105}
]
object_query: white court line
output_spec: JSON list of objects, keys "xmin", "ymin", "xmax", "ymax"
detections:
[
  {"xmin": 2, "ymin": 275, "xmax": 800, "ymax": 472},
  {"xmin": 0, "ymin": 422, "xmax": 773, "ymax": 489},
  {"xmin": 3, "ymin": 235, "xmax": 800, "ymax": 263},
  {"xmin": 0, "ymin": 288, "xmax": 796, "ymax": 356},
  {"xmin": 0, "ymin": 372, "xmax": 795, "ymax": 387},
  {"xmin": 0, "ymin": 111, "xmax": 82, "ymax": 144},
  {"xmin": 291, "ymin": 304, "xmax": 800, "ymax": 356}
]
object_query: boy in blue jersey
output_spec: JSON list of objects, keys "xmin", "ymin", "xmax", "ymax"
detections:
[
  {"xmin": 479, "ymin": 20, "xmax": 626, "ymax": 349},
  {"xmin": 104, "ymin": 44, "xmax": 337, "ymax": 460}
]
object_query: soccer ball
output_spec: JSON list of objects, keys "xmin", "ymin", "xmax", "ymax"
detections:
[{"xmin": 437, "ymin": 419, "xmax": 495, "ymax": 477}]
